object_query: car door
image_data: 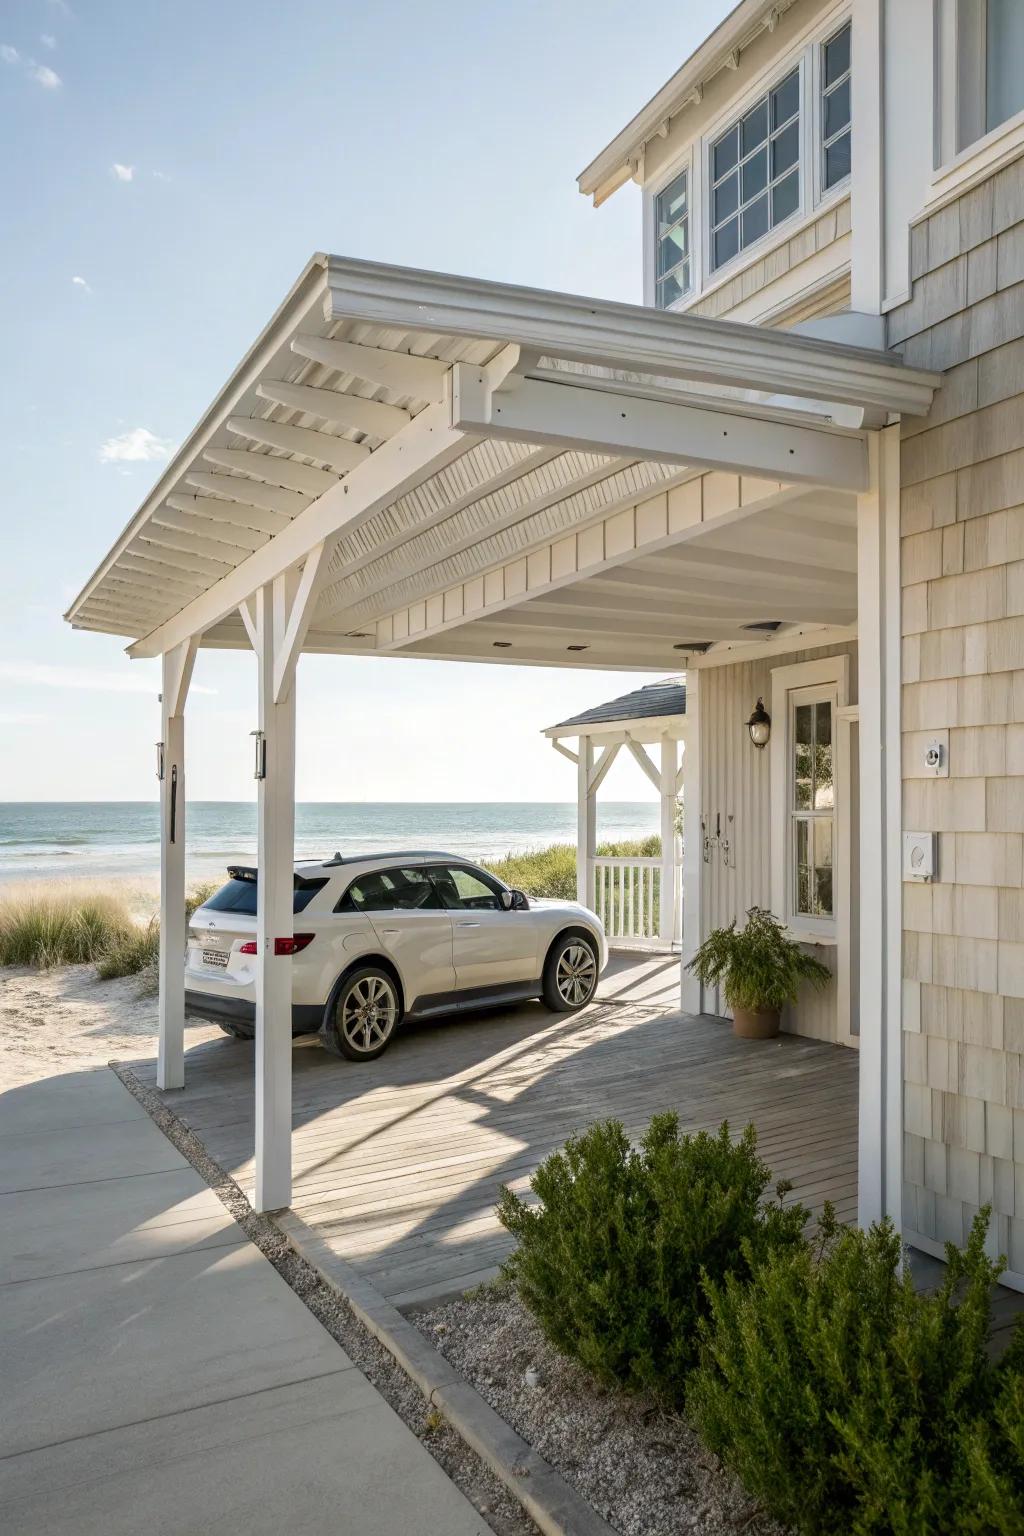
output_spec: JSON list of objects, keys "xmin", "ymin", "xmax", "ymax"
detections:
[
  {"xmin": 342, "ymin": 866, "xmax": 455, "ymax": 1010},
  {"xmin": 431, "ymin": 864, "xmax": 541, "ymax": 994}
]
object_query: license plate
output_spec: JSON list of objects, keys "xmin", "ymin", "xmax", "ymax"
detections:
[{"xmin": 202, "ymin": 949, "xmax": 229, "ymax": 969}]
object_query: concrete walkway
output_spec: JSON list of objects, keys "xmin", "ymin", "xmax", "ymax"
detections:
[{"xmin": 0, "ymin": 1066, "xmax": 488, "ymax": 1536}]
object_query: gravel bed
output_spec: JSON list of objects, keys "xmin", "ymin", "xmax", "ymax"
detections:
[
  {"xmin": 415, "ymin": 1283, "xmax": 791, "ymax": 1536},
  {"xmin": 112, "ymin": 1063, "xmax": 537, "ymax": 1536}
]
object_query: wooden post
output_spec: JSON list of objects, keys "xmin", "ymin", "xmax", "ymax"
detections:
[
  {"xmin": 577, "ymin": 736, "xmax": 595, "ymax": 910},
  {"xmin": 157, "ymin": 639, "xmax": 196, "ymax": 1091},
  {"xmin": 659, "ymin": 735, "xmax": 677, "ymax": 946},
  {"xmin": 680, "ymin": 676, "xmax": 702, "ymax": 1013},
  {"xmin": 254, "ymin": 576, "xmax": 297, "ymax": 1213}
]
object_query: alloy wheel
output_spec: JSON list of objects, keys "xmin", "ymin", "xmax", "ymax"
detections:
[
  {"xmin": 555, "ymin": 942, "xmax": 597, "ymax": 1006},
  {"xmin": 339, "ymin": 974, "xmax": 398, "ymax": 1053}
]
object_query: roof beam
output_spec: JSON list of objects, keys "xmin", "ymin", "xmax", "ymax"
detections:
[
  {"xmin": 202, "ymin": 448, "xmax": 338, "ymax": 498},
  {"xmin": 151, "ymin": 507, "xmax": 267, "ymax": 554},
  {"xmin": 255, "ymin": 380, "xmax": 407, "ymax": 439},
  {"xmin": 127, "ymin": 397, "xmax": 472, "ymax": 659},
  {"xmin": 225, "ymin": 416, "xmax": 370, "ymax": 473},
  {"xmin": 451, "ymin": 367, "xmax": 868, "ymax": 490},
  {"xmin": 290, "ymin": 335, "xmax": 448, "ymax": 400},
  {"xmin": 166, "ymin": 493, "xmax": 290, "ymax": 538},
  {"xmin": 184, "ymin": 472, "xmax": 308, "ymax": 520}
]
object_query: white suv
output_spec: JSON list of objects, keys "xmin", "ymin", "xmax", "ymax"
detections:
[{"xmin": 185, "ymin": 850, "xmax": 607, "ymax": 1061}]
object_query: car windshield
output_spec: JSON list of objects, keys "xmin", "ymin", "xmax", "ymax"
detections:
[{"xmin": 203, "ymin": 871, "xmax": 327, "ymax": 916}]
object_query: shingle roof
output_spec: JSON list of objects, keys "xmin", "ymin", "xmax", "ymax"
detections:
[{"xmin": 549, "ymin": 677, "xmax": 686, "ymax": 731}]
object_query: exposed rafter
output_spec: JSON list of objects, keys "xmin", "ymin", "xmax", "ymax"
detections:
[
  {"xmin": 166, "ymin": 494, "xmax": 290, "ymax": 538},
  {"xmin": 184, "ymin": 472, "xmax": 308, "ymax": 520},
  {"xmin": 225, "ymin": 416, "xmax": 370, "ymax": 472},
  {"xmin": 202, "ymin": 448, "xmax": 338, "ymax": 499},
  {"xmin": 255, "ymin": 380, "xmax": 407, "ymax": 438},
  {"xmin": 290, "ymin": 335, "xmax": 448, "ymax": 400}
]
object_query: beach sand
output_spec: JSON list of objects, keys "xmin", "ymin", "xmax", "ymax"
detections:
[{"xmin": 0, "ymin": 964, "xmax": 222, "ymax": 1087}]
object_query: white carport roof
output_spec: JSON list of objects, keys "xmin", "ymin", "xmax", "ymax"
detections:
[{"xmin": 65, "ymin": 253, "xmax": 938, "ymax": 671}]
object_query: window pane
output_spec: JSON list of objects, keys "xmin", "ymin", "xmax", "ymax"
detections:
[
  {"xmin": 772, "ymin": 118, "xmax": 799, "ymax": 176},
  {"xmin": 656, "ymin": 170, "xmax": 688, "ymax": 235},
  {"xmin": 742, "ymin": 145, "xmax": 768, "ymax": 201},
  {"xmin": 347, "ymin": 867, "xmax": 441, "ymax": 912},
  {"xmin": 713, "ymin": 172, "xmax": 739, "ymax": 224},
  {"xmin": 772, "ymin": 168, "xmax": 800, "ymax": 223},
  {"xmin": 435, "ymin": 865, "xmax": 501, "ymax": 911},
  {"xmin": 713, "ymin": 126, "xmax": 739, "ymax": 179},
  {"xmin": 742, "ymin": 192, "xmax": 769, "ymax": 247},
  {"xmin": 657, "ymin": 220, "xmax": 689, "ymax": 276},
  {"xmin": 772, "ymin": 68, "xmax": 800, "ymax": 127},
  {"xmin": 742, "ymin": 98, "xmax": 768, "ymax": 153},
  {"xmin": 713, "ymin": 216, "xmax": 739, "ymax": 269},
  {"xmin": 795, "ymin": 819, "xmax": 811, "ymax": 915},
  {"xmin": 657, "ymin": 266, "xmax": 689, "ymax": 308},
  {"xmin": 824, "ymin": 131, "xmax": 851, "ymax": 188},
  {"xmin": 824, "ymin": 23, "xmax": 851, "ymax": 87},
  {"xmin": 987, "ymin": 0, "xmax": 1024, "ymax": 132},
  {"xmin": 794, "ymin": 703, "xmax": 813, "ymax": 809},
  {"xmin": 814, "ymin": 703, "xmax": 834, "ymax": 810},
  {"xmin": 825, "ymin": 76, "xmax": 851, "ymax": 138},
  {"xmin": 813, "ymin": 820, "xmax": 834, "ymax": 917}
]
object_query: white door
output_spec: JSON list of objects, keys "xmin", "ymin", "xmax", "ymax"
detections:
[{"xmin": 431, "ymin": 864, "xmax": 540, "ymax": 992}]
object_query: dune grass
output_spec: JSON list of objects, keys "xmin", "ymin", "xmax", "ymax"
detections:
[{"xmin": 483, "ymin": 836, "xmax": 660, "ymax": 900}]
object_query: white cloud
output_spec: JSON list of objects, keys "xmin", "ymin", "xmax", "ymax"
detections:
[
  {"xmin": 111, "ymin": 162, "xmax": 134, "ymax": 182},
  {"xmin": 1, "ymin": 44, "xmax": 20, "ymax": 64},
  {"xmin": 40, "ymin": 33, "xmax": 56, "ymax": 49},
  {"xmin": 0, "ymin": 662, "xmax": 214, "ymax": 697},
  {"xmin": 28, "ymin": 62, "xmax": 60, "ymax": 88},
  {"xmin": 152, "ymin": 169, "xmax": 171, "ymax": 182},
  {"xmin": 71, "ymin": 274, "xmax": 91, "ymax": 292},
  {"xmin": 98, "ymin": 427, "xmax": 174, "ymax": 464}
]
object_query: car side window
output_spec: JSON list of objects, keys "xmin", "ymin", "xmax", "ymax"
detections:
[
  {"xmin": 432, "ymin": 865, "xmax": 502, "ymax": 912},
  {"xmin": 338, "ymin": 867, "xmax": 441, "ymax": 913}
]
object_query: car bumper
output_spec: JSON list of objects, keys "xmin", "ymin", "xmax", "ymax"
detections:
[{"xmin": 184, "ymin": 990, "xmax": 322, "ymax": 1035}]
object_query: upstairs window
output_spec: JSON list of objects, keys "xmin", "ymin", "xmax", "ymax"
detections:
[
  {"xmin": 710, "ymin": 68, "xmax": 801, "ymax": 272},
  {"xmin": 655, "ymin": 169, "xmax": 692, "ymax": 308},
  {"xmin": 954, "ymin": 0, "xmax": 1024, "ymax": 151},
  {"xmin": 821, "ymin": 22, "xmax": 851, "ymax": 189}
]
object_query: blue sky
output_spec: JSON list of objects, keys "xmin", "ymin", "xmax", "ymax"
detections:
[{"xmin": 0, "ymin": 0, "xmax": 730, "ymax": 803}]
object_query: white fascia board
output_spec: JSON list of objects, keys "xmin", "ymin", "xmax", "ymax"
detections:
[
  {"xmin": 453, "ymin": 371, "xmax": 868, "ymax": 491},
  {"xmin": 64, "ymin": 256, "xmax": 331, "ymax": 626},
  {"xmin": 324, "ymin": 257, "xmax": 939, "ymax": 416},
  {"xmin": 544, "ymin": 712, "xmax": 687, "ymax": 741}
]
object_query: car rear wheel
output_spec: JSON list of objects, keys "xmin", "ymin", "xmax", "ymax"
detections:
[
  {"xmin": 217, "ymin": 1021, "xmax": 253, "ymax": 1041},
  {"xmin": 542, "ymin": 933, "xmax": 599, "ymax": 1012},
  {"xmin": 320, "ymin": 967, "xmax": 401, "ymax": 1061}
]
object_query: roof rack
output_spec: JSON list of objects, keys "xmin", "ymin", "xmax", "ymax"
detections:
[{"xmin": 320, "ymin": 849, "xmax": 464, "ymax": 868}]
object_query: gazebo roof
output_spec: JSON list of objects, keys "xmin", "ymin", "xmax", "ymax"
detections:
[{"xmin": 546, "ymin": 677, "xmax": 685, "ymax": 735}]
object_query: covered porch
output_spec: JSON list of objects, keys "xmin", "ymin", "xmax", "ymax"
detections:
[{"xmin": 65, "ymin": 254, "xmax": 940, "ymax": 1231}]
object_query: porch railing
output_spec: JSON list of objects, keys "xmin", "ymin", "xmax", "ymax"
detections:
[{"xmin": 593, "ymin": 856, "xmax": 678, "ymax": 947}]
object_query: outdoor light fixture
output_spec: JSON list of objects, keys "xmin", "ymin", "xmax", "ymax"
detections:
[
  {"xmin": 155, "ymin": 741, "xmax": 165, "ymax": 781},
  {"xmin": 747, "ymin": 698, "xmax": 771, "ymax": 749},
  {"xmin": 251, "ymin": 729, "xmax": 267, "ymax": 780}
]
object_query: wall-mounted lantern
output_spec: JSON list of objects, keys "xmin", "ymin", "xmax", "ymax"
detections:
[
  {"xmin": 251, "ymin": 729, "xmax": 267, "ymax": 780},
  {"xmin": 746, "ymin": 698, "xmax": 771, "ymax": 749},
  {"xmin": 156, "ymin": 741, "xmax": 165, "ymax": 781}
]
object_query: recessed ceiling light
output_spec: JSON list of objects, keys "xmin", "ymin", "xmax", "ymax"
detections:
[
  {"xmin": 566, "ymin": 644, "xmax": 589, "ymax": 652},
  {"xmin": 741, "ymin": 620, "xmax": 783, "ymax": 633},
  {"xmin": 673, "ymin": 641, "xmax": 713, "ymax": 653},
  {"xmin": 492, "ymin": 641, "xmax": 512, "ymax": 648}
]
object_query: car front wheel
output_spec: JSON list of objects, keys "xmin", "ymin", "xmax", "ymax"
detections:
[
  {"xmin": 542, "ymin": 933, "xmax": 599, "ymax": 1012},
  {"xmin": 320, "ymin": 966, "xmax": 402, "ymax": 1061}
]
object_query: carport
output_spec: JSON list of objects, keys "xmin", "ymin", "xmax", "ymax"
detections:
[{"xmin": 65, "ymin": 254, "xmax": 938, "ymax": 1222}]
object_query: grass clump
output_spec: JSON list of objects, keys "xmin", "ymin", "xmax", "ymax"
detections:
[
  {"xmin": 497, "ymin": 1113, "xmax": 807, "ymax": 1404},
  {"xmin": 688, "ymin": 1204, "xmax": 1024, "ymax": 1535},
  {"xmin": 97, "ymin": 880, "xmax": 220, "ymax": 991},
  {"xmin": 0, "ymin": 887, "xmax": 136, "ymax": 968},
  {"xmin": 484, "ymin": 835, "xmax": 661, "ymax": 901}
]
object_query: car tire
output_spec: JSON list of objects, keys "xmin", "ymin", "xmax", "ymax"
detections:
[
  {"xmin": 320, "ymin": 966, "xmax": 402, "ymax": 1062},
  {"xmin": 542, "ymin": 932, "xmax": 599, "ymax": 1012},
  {"xmin": 217, "ymin": 1021, "xmax": 252, "ymax": 1040}
]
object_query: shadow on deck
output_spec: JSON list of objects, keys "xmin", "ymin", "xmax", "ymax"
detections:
[{"xmin": 134, "ymin": 953, "xmax": 859, "ymax": 1311}]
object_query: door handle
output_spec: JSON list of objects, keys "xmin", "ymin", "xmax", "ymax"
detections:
[{"xmin": 457, "ymin": 921, "xmax": 481, "ymax": 928}]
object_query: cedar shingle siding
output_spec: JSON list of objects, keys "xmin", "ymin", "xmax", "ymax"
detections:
[{"xmin": 891, "ymin": 150, "xmax": 1024, "ymax": 1275}]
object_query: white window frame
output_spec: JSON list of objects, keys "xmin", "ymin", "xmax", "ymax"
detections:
[
  {"xmin": 770, "ymin": 654, "xmax": 848, "ymax": 946},
  {"xmin": 816, "ymin": 18, "xmax": 852, "ymax": 200},
  {"xmin": 644, "ymin": 2, "xmax": 852, "ymax": 312},
  {"xmin": 652, "ymin": 161, "xmax": 694, "ymax": 310},
  {"xmin": 931, "ymin": 0, "xmax": 1024, "ymax": 208}
]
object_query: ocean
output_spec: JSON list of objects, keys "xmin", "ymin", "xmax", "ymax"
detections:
[{"xmin": 0, "ymin": 802, "xmax": 660, "ymax": 888}]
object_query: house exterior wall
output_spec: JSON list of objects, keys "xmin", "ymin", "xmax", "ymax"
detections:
[
  {"xmin": 890, "ymin": 149, "xmax": 1024, "ymax": 1280},
  {"xmin": 698, "ymin": 640, "xmax": 857, "ymax": 1041}
]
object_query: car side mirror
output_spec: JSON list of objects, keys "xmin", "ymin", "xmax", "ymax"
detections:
[{"xmin": 500, "ymin": 888, "xmax": 529, "ymax": 911}]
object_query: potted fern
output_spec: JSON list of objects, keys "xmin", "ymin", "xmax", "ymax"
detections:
[{"xmin": 686, "ymin": 906, "xmax": 831, "ymax": 1039}]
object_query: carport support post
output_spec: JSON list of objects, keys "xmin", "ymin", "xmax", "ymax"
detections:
[
  {"xmin": 680, "ymin": 673, "xmax": 702, "ymax": 1013},
  {"xmin": 659, "ymin": 736, "xmax": 677, "ymax": 946},
  {"xmin": 254, "ymin": 577, "xmax": 297, "ymax": 1213},
  {"xmin": 577, "ymin": 736, "xmax": 595, "ymax": 909},
  {"xmin": 157, "ymin": 639, "xmax": 196, "ymax": 1091}
]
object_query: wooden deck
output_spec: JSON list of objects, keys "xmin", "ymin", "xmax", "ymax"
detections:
[{"xmin": 136, "ymin": 954, "xmax": 859, "ymax": 1312}]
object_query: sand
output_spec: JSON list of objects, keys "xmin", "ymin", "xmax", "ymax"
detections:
[{"xmin": 0, "ymin": 963, "xmax": 222, "ymax": 1087}]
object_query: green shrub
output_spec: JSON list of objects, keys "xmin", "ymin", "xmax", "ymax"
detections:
[
  {"xmin": 497, "ymin": 1113, "xmax": 807, "ymax": 1403},
  {"xmin": 686, "ymin": 905, "xmax": 831, "ymax": 1013},
  {"xmin": 688, "ymin": 1205, "xmax": 1024, "ymax": 1535},
  {"xmin": 0, "ymin": 888, "xmax": 136, "ymax": 968},
  {"xmin": 95, "ymin": 917, "xmax": 160, "ymax": 980}
]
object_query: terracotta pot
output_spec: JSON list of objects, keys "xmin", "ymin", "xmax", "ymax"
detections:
[{"xmin": 732, "ymin": 1005, "xmax": 781, "ymax": 1040}]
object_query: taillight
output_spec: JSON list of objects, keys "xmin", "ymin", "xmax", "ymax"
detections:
[{"xmin": 237, "ymin": 935, "xmax": 315, "ymax": 957}]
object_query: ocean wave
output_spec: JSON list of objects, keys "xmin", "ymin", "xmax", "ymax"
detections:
[{"xmin": 0, "ymin": 835, "xmax": 92, "ymax": 847}]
